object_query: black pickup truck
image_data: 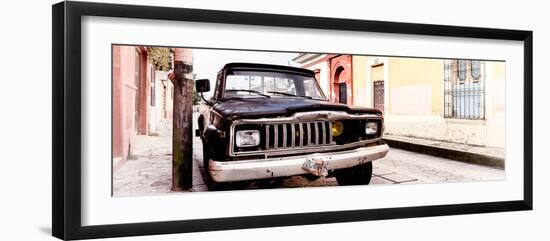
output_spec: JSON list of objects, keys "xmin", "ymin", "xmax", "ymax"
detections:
[{"xmin": 195, "ymin": 62, "xmax": 389, "ymax": 190}]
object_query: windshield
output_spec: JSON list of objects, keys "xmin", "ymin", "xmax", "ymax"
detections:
[{"xmin": 223, "ymin": 70, "xmax": 326, "ymax": 100}]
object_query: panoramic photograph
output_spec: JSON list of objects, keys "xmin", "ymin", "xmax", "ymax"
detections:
[{"xmin": 111, "ymin": 45, "xmax": 506, "ymax": 196}]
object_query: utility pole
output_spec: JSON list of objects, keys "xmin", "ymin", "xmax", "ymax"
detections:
[{"xmin": 170, "ymin": 48, "xmax": 193, "ymax": 191}]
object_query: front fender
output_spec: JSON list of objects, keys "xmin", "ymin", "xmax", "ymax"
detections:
[{"xmin": 202, "ymin": 124, "xmax": 228, "ymax": 161}]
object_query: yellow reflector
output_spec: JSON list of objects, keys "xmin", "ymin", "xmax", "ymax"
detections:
[{"xmin": 332, "ymin": 121, "xmax": 344, "ymax": 136}]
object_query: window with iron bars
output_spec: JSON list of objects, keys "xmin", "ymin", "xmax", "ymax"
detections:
[{"xmin": 444, "ymin": 60, "xmax": 485, "ymax": 119}]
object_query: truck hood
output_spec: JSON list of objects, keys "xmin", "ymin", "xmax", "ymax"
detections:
[{"xmin": 211, "ymin": 97, "xmax": 382, "ymax": 120}]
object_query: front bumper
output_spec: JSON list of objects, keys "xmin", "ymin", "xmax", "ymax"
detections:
[{"xmin": 208, "ymin": 143, "xmax": 390, "ymax": 182}]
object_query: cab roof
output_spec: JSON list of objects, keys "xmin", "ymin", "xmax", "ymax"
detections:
[{"xmin": 221, "ymin": 62, "xmax": 314, "ymax": 76}]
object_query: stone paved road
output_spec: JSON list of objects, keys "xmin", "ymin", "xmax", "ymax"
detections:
[
  {"xmin": 112, "ymin": 133, "xmax": 173, "ymax": 196},
  {"xmin": 113, "ymin": 114, "xmax": 505, "ymax": 196},
  {"xmin": 112, "ymin": 120, "xmax": 207, "ymax": 197},
  {"xmin": 194, "ymin": 144, "xmax": 505, "ymax": 189}
]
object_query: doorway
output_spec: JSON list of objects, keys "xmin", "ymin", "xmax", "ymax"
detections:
[
  {"xmin": 338, "ymin": 83, "xmax": 347, "ymax": 104},
  {"xmin": 373, "ymin": 81, "xmax": 384, "ymax": 112},
  {"xmin": 330, "ymin": 55, "xmax": 352, "ymax": 105},
  {"xmin": 371, "ymin": 64, "xmax": 384, "ymax": 112}
]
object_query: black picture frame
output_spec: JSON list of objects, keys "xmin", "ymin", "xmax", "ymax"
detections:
[{"xmin": 52, "ymin": 1, "xmax": 533, "ymax": 240}]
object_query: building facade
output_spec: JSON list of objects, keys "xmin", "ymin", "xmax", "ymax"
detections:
[
  {"xmin": 294, "ymin": 54, "xmax": 505, "ymax": 148},
  {"xmin": 112, "ymin": 45, "xmax": 176, "ymax": 163},
  {"xmin": 293, "ymin": 54, "xmax": 354, "ymax": 104},
  {"xmin": 148, "ymin": 70, "xmax": 174, "ymax": 135}
]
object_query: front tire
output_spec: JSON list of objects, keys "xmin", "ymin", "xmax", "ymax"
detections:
[
  {"xmin": 202, "ymin": 142, "xmax": 221, "ymax": 190},
  {"xmin": 334, "ymin": 162, "xmax": 373, "ymax": 186},
  {"xmin": 202, "ymin": 140, "xmax": 210, "ymax": 171}
]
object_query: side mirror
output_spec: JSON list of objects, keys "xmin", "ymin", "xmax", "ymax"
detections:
[{"xmin": 195, "ymin": 79, "xmax": 210, "ymax": 93}]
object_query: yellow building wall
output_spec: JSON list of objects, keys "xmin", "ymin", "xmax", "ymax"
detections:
[
  {"xmin": 485, "ymin": 61, "xmax": 506, "ymax": 116},
  {"xmin": 484, "ymin": 61, "xmax": 506, "ymax": 147},
  {"xmin": 387, "ymin": 57, "xmax": 444, "ymax": 115},
  {"xmin": 383, "ymin": 58, "xmax": 506, "ymax": 148},
  {"xmin": 347, "ymin": 55, "xmax": 505, "ymax": 148},
  {"xmin": 371, "ymin": 65, "xmax": 384, "ymax": 81},
  {"xmin": 351, "ymin": 56, "xmax": 369, "ymax": 107}
]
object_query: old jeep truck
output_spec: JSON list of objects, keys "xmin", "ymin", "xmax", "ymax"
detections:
[{"xmin": 195, "ymin": 63, "xmax": 389, "ymax": 189}]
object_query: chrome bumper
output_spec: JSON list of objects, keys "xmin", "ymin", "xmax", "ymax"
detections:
[{"xmin": 208, "ymin": 143, "xmax": 389, "ymax": 182}]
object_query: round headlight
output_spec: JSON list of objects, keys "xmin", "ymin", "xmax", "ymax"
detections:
[
  {"xmin": 332, "ymin": 121, "xmax": 344, "ymax": 137},
  {"xmin": 365, "ymin": 121, "xmax": 378, "ymax": 135}
]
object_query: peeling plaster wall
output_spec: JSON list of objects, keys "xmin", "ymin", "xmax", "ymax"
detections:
[
  {"xmin": 383, "ymin": 59, "xmax": 506, "ymax": 148},
  {"xmin": 388, "ymin": 57, "xmax": 443, "ymax": 115},
  {"xmin": 390, "ymin": 85, "xmax": 432, "ymax": 115},
  {"xmin": 299, "ymin": 54, "xmax": 505, "ymax": 148},
  {"xmin": 384, "ymin": 115, "xmax": 490, "ymax": 146}
]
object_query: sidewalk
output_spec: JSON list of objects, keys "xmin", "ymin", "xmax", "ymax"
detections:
[
  {"xmin": 112, "ymin": 120, "xmax": 207, "ymax": 197},
  {"xmin": 382, "ymin": 134, "xmax": 505, "ymax": 168}
]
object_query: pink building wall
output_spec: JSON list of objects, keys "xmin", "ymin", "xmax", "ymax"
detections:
[
  {"xmin": 299, "ymin": 54, "xmax": 354, "ymax": 104},
  {"xmin": 112, "ymin": 46, "xmax": 190, "ymax": 164},
  {"xmin": 112, "ymin": 45, "xmax": 152, "ymax": 162}
]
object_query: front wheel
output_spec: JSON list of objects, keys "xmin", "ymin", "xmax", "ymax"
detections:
[
  {"xmin": 334, "ymin": 162, "xmax": 373, "ymax": 186},
  {"xmin": 202, "ymin": 141, "xmax": 210, "ymax": 170}
]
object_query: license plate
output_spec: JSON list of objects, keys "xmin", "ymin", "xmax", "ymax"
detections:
[{"xmin": 302, "ymin": 158, "xmax": 328, "ymax": 177}]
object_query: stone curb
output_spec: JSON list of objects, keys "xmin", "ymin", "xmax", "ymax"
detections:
[{"xmin": 382, "ymin": 138, "xmax": 505, "ymax": 168}]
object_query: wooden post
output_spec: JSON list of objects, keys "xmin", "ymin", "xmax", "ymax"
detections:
[{"xmin": 171, "ymin": 48, "xmax": 193, "ymax": 191}]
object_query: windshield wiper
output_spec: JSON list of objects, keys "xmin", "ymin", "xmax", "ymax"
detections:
[
  {"xmin": 267, "ymin": 91, "xmax": 312, "ymax": 99},
  {"xmin": 225, "ymin": 89, "xmax": 270, "ymax": 98}
]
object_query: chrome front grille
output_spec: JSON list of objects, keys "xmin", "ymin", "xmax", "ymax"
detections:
[
  {"xmin": 229, "ymin": 110, "xmax": 383, "ymax": 157},
  {"xmin": 265, "ymin": 121, "xmax": 332, "ymax": 150}
]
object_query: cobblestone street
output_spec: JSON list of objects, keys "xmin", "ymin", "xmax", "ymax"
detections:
[
  {"xmin": 112, "ymin": 132, "xmax": 172, "ymax": 196},
  {"xmin": 195, "ymin": 148, "xmax": 504, "ymax": 189},
  {"xmin": 112, "ymin": 120, "xmax": 207, "ymax": 197},
  {"xmin": 112, "ymin": 114, "xmax": 505, "ymax": 196}
]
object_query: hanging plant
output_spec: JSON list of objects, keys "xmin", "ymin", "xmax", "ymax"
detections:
[{"xmin": 147, "ymin": 47, "xmax": 173, "ymax": 71}]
